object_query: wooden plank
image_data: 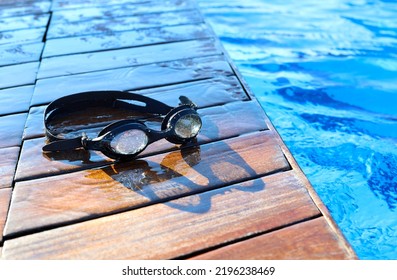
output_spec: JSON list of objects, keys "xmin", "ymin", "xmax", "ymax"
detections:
[
  {"xmin": 51, "ymin": 0, "xmax": 147, "ymax": 10},
  {"xmin": 0, "ymin": 62, "xmax": 39, "ymax": 89},
  {"xmin": 0, "ymin": 113, "xmax": 27, "ymax": 149},
  {"xmin": 135, "ymin": 76, "xmax": 247, "ymax": 106},
  {"xmin": 31, "ymin": 55, "xmax": 233, "ymax": 106},
  {"xmin": 7, "ymin": 130, "xmax": 289, "ymax": 237},
  {"xmin": 37, "ymin": 38, "xmax": 222, "ymax": 79},
  {"xmin": 16, "ymin": 100, "xmax": 266, "ymax": 181},
  {"xmin": 0, "ymin": 85, "xmax": 34, "ymax": 115},
  {"xmin": 3, "ymin": 170, "xmax": 319, "ymax": 260},
  {"xmin": 51, "ymin": 0, "xmax": 195, "ymax": 23},
  {"xmin": 0, "ymin": 28, "xmax": 46, "ymax": 45},
  {"xmin": 0, "ymin": 1, "xmax": 50, "ymax": 18},
  {"xmin": 0, "ymin": 13, "xmax": 50, "ymax": 32},
  {"xmin": 0, "ymin": 188, "xmax": 12, "ymax": 243},
  {"xmin": 0, "ymin": 42, "xmax": 44, "ymax": 67},
  {"xmin": 0, "ymin": 0, "xmax": 35, "ymax": 4},
  {"xmin": 191, "ymin": 217, "xmax": 356, "ymax": 260},
  {"xmin": 22, "ymin": 106, "xmax": 46, "ymax": 140},
  {"xmin": 42, "ymin": 23, "xmax": 212, "ymax": 58},
  {"xmin": 0, "ymin": 147, "xmax": 20, "ymax": 189},
  {"xmin": 47, "ymin": 9, "xmax": 204, "ymax": 39}
]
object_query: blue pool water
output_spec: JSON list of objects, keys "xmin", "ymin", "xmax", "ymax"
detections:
[{"xmin": 198, "ymin": 0, "xmax": 397, "ymax": 259}]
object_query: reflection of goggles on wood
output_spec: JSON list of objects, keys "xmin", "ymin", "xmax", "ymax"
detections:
[{"xmin": 43, "ymin": 91, "xmax": 202, "ymax": 160}]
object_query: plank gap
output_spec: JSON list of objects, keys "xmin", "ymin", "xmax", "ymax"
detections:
[{"xmin": 41, "ymin": 9, "xmax": 52, "ymax": 43}]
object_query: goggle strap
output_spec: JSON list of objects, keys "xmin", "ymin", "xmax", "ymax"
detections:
[
  {"xmin": 44, "ymin": 91, "xmax": 173, "ymax": 144},
  {"xmin": 42, "ymin": 136, "xmax": 84, "ymax": 152},
  {"xmin": 45, "ymin": 91, "xmax": 173, "ymax": 118},
  {"xmin": 113, "ymin": 97, "xmax": 172, "ymax": 115}
]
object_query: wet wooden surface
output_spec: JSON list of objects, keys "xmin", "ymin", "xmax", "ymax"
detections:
[
  {"xmin": 0, "ymin": 86, "xmax": 34, "ymax": 115},
  {"xmin": 0, "ymin": 62, "xmax": 39, "ymax": 88},
  {"xmin": 16, "ymin": 101, "xmax": 265, "ymax": 181},
  {"xmin": 0, "ymin": 0, "xmax": 357, "ymax": 259},
  {"xmin": 191, "ymin": 217, "xmax": 353, "ymax": 260},
  {"xmin": 4, "ymin": 172, "xmax": 321, "ymax": 260},
  {"xmin": 31, "ymin": 55, "xmax": 233, "ymax": 106},
  {"xmin": 0, "ymin": 189, "xmax": 12, "ymax": 244},
  {"xmin": 7, "ymin": 131, "xmax": 291, "ymax": 237},
  {"xmin": 0, "ymin": 42, "xmax": 44, "ymax": 66},
  {"xmin": 0, "ymin": 113, "xmax": 27, "ymax": 148},
  {"xmin": 0, "ymin": 147, "xmax": 20, "ymax": 189},
  {"xmin": 38, "ymin": 38, "xmax": 222, "ymax": 79},
  {"xmin": 42, "ymin": 23, "xmax": 212, "ymax": 58}
]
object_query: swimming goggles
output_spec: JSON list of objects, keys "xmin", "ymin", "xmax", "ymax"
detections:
[{"xmin": 42, "ymin": 91, "xmax": 202, "ymax": 160}]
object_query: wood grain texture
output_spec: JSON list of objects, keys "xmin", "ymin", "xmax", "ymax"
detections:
[
  {"xmin": 0, "ymin": 113, "xmax": 27, "ymax": 148},
  {"xmin": 3, "ymin": 170, "xmax": 319, "ymax": 260},
  {"xmin": 0, "ymin": 147, "xmax": 20, "ymax": 189},
  {"xmin": 31, "ymin": 55, "xmax": 233, "ymax": 106},
  {"xmin": 38, "ymin": 38, "xmax": 222, "ymax": 79},
  {"xmin": 191, "ymin": 217, "xmax": 356, "ymax": 260},
  {"xmin": 42, "ymin": 24, "xmax": 212, "ymax": 58},
  {"xmin": 0, "ymin": 188, "xmax": 12, "ymax": 243},
  {"xmin": 0, "ymin": 13, "xmax": 49, "ymax": 32},
  {"xmin": 136, "ymin": 76, "xmax": 246, "ymax": 107},
  {"xmin": 51, "ymin": 0, "xmax": 195, "ymax": 23},
  {"xmin": 0, "ymin": 42, "xmax": 43, "ymax": 67},
  {"xmin": 51, "ymin": 0, "xmax": 146, "ymax": 10},
  {"xmin": 16, "ymin": 100, "xmax": 266, "ymax": 181},
  {"xmin": 7, "ymin": 130, "xmax": 288, "ymax": 237},
  {"xmin": 22, "ymin": 106, "xmax": 46, "ymax": 140},
  {"xmin": 0, "ymin": 85, "xmax": 34, "ymax": 115},
  {"xmin": 47, "ymin": 9, "xmax": 204, "ymax": 39},
  {"xmin": 0, "ymin": 1, "xmax": 50, "ymax": 18},
  {"xmin": 0, "ymin": 28, "xmax": 46, "ymax": 45},
  {"xmin": 0, "ymin": 62, "xmax": 39, "ymax": 89}
]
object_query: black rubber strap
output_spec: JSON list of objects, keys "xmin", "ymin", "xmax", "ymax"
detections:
[
  {"xmin": 43, "ymin": 91, "xmax": 173, "ymax": 151},
  {"xmin": 42, "ymin": 137, "xmax": 84, "ymax": 151}
]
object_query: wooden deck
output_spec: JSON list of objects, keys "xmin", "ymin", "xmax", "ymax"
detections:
[{"xmin": 0, "ymin": 0, "xmax": 356, "ymax": 259}]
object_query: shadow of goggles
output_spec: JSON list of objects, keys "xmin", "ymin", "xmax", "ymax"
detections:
[{"xmin": 42, "ymin": 91, "xmax": 202, "ymax": 160}]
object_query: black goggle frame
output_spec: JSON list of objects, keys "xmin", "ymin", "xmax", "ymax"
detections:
[{"xmin": 43, "ymin": 91, "xmax": 202, "ymax": 160}]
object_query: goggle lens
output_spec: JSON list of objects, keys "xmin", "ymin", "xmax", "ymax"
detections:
[
  {"xmin": 110, "ymin": 129, "xmax": 148, "ymax": 155},
  {"xmin": 174, "ymin": 113, "xmax": 202, "ymax": 139}
]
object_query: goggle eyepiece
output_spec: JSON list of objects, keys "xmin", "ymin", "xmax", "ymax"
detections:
[
  {"xmin": 174, "ymin": 113, "xmax": 202, "ymax": 139},
  {"xmin": 110, "ymin": 128, "xmax": 149, "ymax": 156}
]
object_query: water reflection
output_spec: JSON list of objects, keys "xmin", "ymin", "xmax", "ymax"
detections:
[
  {"xmin": 42, "ymin": 147, "xmax": 95, "ymax": 163},
  {"xmin": 40, "ymin": 96, "xmax": 268, "ymax": 214},
  {"xmin": 92, "ymin": 143, "xmax": 265, "ymax": 214}
]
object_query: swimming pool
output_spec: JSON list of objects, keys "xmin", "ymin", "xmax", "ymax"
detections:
[{"xmin": 198, "ymin": 0, "xmax": 397, "ymax": 259}]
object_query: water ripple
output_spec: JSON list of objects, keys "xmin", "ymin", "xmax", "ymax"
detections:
[{"xmin": 199, "ymin": 0, "xmax": 397, "ymax": 259}]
